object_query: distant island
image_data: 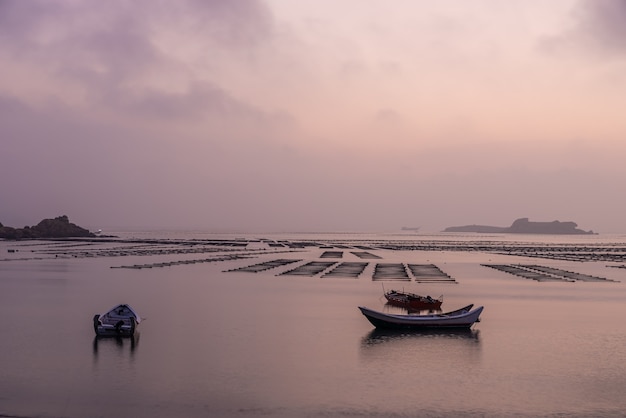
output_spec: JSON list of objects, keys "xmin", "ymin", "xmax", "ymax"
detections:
[
  {"xmin": 0, "ymin": 215, "xmax": 96, "ymax": 240},
  {"xmin": 443, "ymin": 218, "xmax": 596, "ymax": 235}
]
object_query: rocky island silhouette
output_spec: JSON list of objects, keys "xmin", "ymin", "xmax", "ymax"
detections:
[
  {"xmin": 0, "ymin": 215, "xmax": 96, "ymax": 240},
  {"xmin": 443, "ymin": 217, "xmax": 595, "ymax": 235}
]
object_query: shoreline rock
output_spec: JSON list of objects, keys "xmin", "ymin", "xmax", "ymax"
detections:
[{"xmin": 0, "ymin": 215, "xmax": 96, "ymax": 240}]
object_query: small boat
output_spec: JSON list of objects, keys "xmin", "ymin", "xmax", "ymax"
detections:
[
  {"xmin": 384, "ymin": 289, "xmax": 443, "ymax": 310},
  {"xmin": 358, "ymin": 304, "xmax": 483, "ymax": 330},
  {"xmin": 93, "ymin": 304, "xmax": 141, "ymax": 337},
  {"xmin": 401, "ymin": 226, "xmax": 420, "ymax": 232}
]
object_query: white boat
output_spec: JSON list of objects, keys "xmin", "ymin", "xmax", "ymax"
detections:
[
  {"xmin": 358, "ymin": 304, "xmax": 483, "ymax": 329},
  {"xmin": 93, "ymin": 304, "xmax": 141, "ymax": 337}
]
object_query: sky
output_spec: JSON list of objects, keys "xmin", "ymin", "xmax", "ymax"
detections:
[{"xmin": 2, "ymin": 0, "xmax": 626, "ymax": 233}]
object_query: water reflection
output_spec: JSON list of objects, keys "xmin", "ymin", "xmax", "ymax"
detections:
[
  {"xmin": 362, "ymin": 327, "xmax": 480, "ymax": 348},
  {"xmin": 92, "ymin": 333, "xmax": 140, "ymax": 360},
  {"xmin": 360, "ymin": 327, "xmax": 482, "ymax": 366}
]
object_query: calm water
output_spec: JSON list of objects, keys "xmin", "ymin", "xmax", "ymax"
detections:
[{"xmin": 2, "ymin": 232, "xmax": 626, "ymax": 417}]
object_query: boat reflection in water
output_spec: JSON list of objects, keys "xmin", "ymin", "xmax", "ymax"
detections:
[
  {"xmin": 362, "ymin": 327, "xmax": 480, "ymax": 347},
  {"xmin": 92, "ymin": 332, "xmax": 140, "ymax": 360},
  {"xmin": 360, "ymin": 327, "xmax": 481, "ymax": 367}
]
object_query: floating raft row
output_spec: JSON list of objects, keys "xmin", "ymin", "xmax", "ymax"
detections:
[
  {"xmin": 348, "ymin": 241, "xmax": 626, "ymax": 263},
  {"xmin": 227, "ymin": 259, "xmax": 456, "ymax": 281},
  {"xmin": 524, "ymin": 264, "xmax": 618, "ymax": 282},
  {"xmin": 407, "ymin": 264, "xmax": 458, "ymax": 283},
  {"xmin": 322, "ymin": 262, "xmax": 369, "ymax": 278},
  {"xmin": 482, "ymin": 264, "xmax": 618, "ymax": 282},
  {"xmin": 226, "ymin": 259, "xmax": 368, "ymax": 278},
  {"xmin": 490, "ymin": 248, "xmax": 626, "ymax": 263},
  {"xmin": 371, "ymin": 263, "xmax": 457, "ymax": 283},
  {"xmin": 351, "ymin": 251, "xmax": 382, "ymax": 259},
  {"xmin": 608, "ymin": 264, "xmax": 626, "ymax": 270},
  {"xmin": 13, "ymin": 237, "xmax": 626, "ymax": 264},
  {"xmin": 112, "ymin": 254, "xmax": 250, "ymax": 269},
  {"xmin": 320, "ymin": 251, "xmax": 343, "ymax": 259},
  {"xmin": 24, "ymin": 237, "xmax": 327, "ymax": 260},
  {"xmin": 372, "ymin": 263, "xmax": 410, "ymax": 281},
  {"xmin": 353, "ymin": 245, "xmax": 377, "ymax": 250},
  {"xmin": 319, "ymin": 251, "xmax": 379, "ymax": 259},
  {"xmin": 224, "ymin": 259, "xmax": 301, "ymax": 273},
  {"xmin": 1, "ymin": 255, "xmax": 57, "ymax": 262},
  {"xmin": 482, "ymin": 264, "xmax": 568, "ymax": 282},
  {"xmin": 43, "ymin": 243, "xmax": 246, "ymax": 259},
  {"xmin": 280, "ymin": 261, "xmax": 338, "ymax": 276},
  {"xmin": 317, "ymin": 245, "xmax": 376, "ymax": 250}
]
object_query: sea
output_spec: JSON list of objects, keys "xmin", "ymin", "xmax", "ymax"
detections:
[{"xmin": 2, "ymin": 231, "xmax": 626, "ymax": 418}]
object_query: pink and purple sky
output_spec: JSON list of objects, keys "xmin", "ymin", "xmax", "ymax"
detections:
[{"xmin": 1, "ymin": 0, "xmax": 625, "ymax": 233}]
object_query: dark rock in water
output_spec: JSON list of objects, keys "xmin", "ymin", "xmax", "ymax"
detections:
[
  {"xmin": 0, "ymin": 215, "xmax": 96, "ymax": 240},
  {"xmin": 443, "ymin": 217, "xmax": 595, "ymax": 235}
]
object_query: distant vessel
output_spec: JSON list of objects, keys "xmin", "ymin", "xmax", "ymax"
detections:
[{"xmin": 401, "ymin": 226, "xmax": 420, "ymax": 232}]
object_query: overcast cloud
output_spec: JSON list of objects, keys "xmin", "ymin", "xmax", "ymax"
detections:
[{"xmin": 1, "ymin": 0, "xmax": 626, "ymax": 233}]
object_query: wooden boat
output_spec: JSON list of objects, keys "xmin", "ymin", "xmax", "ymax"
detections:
[
  {"xmin": 384, "ymin": 289, "xmax": 443, "ymax": 310},
  {"xmin": 93, "ymin": 304, "xmax": 141, "ymax": 337},
  {"xmin": 358, "ymin": 304, "xmax": 483, "ymax": 330}
]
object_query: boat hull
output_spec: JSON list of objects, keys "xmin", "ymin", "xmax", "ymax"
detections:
[
  {"xmin": 358, "ymin": 305, "xmax": 483, "ymax": 330},
  {"xmin": 93, "ymin": 304, "xmax": 141, "ymax": 337}
]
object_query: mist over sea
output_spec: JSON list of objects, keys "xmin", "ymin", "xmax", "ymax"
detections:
[{"xmin": 2, "ymin": 231, "xmax": 626, "ymax": 418}]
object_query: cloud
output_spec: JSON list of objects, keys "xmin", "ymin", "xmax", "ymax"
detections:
[
  {"xmin": 0, "ymin": 0, "xmax": 276, "ymax": 119},
  {"xmin": 0, "ymin": 0, "xmax": 274, "ymax": 48},
  {"xmin": 541, "ymin": 0, "xmax": 626, "ymax": 57},
  {"xmin": 105, "ymin": 81, "xmax": 264, "ymax": 122},
  {"xmin": 574, "ymin": 0, "xmax": 626, "ymax": 51},
  {"xmin": 2, "ymin": 1, "xmax": 626, "ymax": 232}
]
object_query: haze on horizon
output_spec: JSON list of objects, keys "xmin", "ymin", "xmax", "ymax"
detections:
[{"xmin": 2, "ymin": 0, "xmax": 625, "ymax": 233}]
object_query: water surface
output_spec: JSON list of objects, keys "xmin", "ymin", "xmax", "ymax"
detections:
[{"xmin": 2, "ymin": 233, "xmax": 626, "ymax": 417}]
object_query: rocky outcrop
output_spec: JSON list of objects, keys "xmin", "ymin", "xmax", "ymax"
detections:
[
  {"xmin": 443, "ymin": 218, "xmax": 595, "ymax": 235},
  {"xmin": 0, "ymin": 215, "xmax": 96, "ymax": 240},
  {"xmin": 442, "ymin": 224, "xmax": 508, "ymax": 233}
]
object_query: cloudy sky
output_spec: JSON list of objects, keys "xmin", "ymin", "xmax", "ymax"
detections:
[{"xmin": 2, "ymin": 0, "xmax": 626, "ymax": 233}]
